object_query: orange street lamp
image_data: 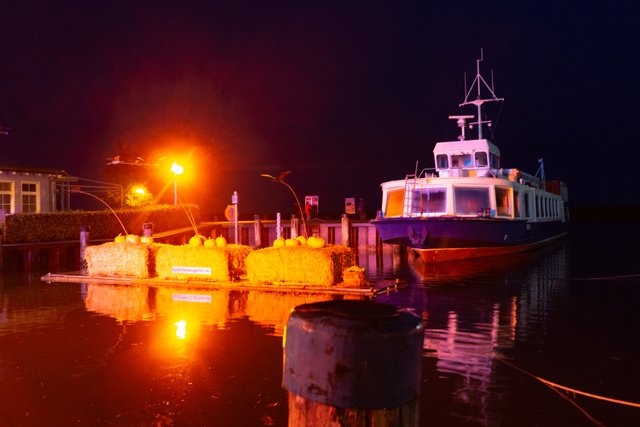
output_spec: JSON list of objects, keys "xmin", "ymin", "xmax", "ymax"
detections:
[{"xmin": 171, "ymin": 162, "xmax": 184, "ymax": 205}]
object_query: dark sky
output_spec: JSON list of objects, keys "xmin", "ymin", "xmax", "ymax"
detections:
[{"xmin": 1, "ymin": 1, "xmax": 638, "ymax": 215}]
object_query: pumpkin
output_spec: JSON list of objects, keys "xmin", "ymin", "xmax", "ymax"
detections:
[
  {"xmin": 189, "ymin": 235, "xmax": 203, "ymax": 246},
  {"xmin": 285, "ymin": 238, "xmax": 300, "ymax": 247},
  {"xmin": 307, "ymin": 236, "xmax": 326, "ymax": 248},
  {"xmin": 126, "ymin": 234, "xmax": 141, "ymax": 244}
]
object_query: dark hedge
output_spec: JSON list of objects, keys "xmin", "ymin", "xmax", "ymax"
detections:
[{"xmin": 4, "ymin": 204, "xmax": 200, "ymax": 243}]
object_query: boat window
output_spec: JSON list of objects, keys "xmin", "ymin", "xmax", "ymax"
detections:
[
  {"xmin": 545, "ymin": 198, "xmax": 549, "ymax": 217},
  {"xmin": 436, "ymin": 154, "xmax": 449, "ymax": 169},
  {"xmin": 524, "ymin": 192, "xmax": 530, "ymax": 217},
  {"xmin": 475, "ymin": 152, "xmax": 488, "ymax": 167},
  {"xmin": 454, "ymin": 187, "xmax": 489, "ymax": 215},
  {"xmin": 495, "ymin": 187, "xmax": 511, "ymax": 216},
  {"xmin": 452, "ymin": 154, "xmax": 472, "ymax": 168},
  {"xmin": 384, "ymin": 189, "xmax": 405, "ymax": 217},
  {"xmin": 412, "ymin": 187, "xmax": 446, "ymax": 214},
  {"xmin": 535, "ymin": 195, "xmax": 540, "ymax": 217},
  {"xmin": 513, "ymin": 190, "xmax": 520, "ymax": 217},
  {"xmin": 490, "ymin": 153, "xmax": 500, "ymax": 169}
]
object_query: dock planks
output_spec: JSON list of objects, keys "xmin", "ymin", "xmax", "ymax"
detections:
[{"xmin": 41, "ymin": 272, "xmax": 378, "ymax": 296}]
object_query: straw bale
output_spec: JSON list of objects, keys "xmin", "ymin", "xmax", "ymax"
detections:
[
  {"xmin": 245, "ymin": 245, "xmax": 357, "ymax": 286},
  {"xmin": 155, "ymin": 245, "xmax": 230, "ymax": 281},
  {"xmin": 154, "ymin": 287, "xmax": 231, "ymax": 326},
  {"xmin": 84, "ymin": 242, "xmax": 156, "ymax": 278},
  {"xmin": 223, "ymin": 244, "xmax": 252, "ymax": 279},
  {"xmin": 341, "ymin": 266, "xmax": 368, "ymax": 288},
  {"xmin": 84, "ymin": 283, "xmax": 151, "ymax": 322}
]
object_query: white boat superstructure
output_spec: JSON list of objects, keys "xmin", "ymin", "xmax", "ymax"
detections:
[{"xmin": 371, "ymin": 51, "xmax": 569, "ymax": 262}]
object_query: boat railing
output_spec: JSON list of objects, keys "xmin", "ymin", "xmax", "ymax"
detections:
[{"xmin": 417, "ymin": 167, "xmax": 437, "ymax": 179}]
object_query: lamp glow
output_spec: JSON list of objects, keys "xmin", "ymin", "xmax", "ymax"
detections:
[{"xmin": 174, "ymin": 320, "xmax": 187, "ymax": 339}]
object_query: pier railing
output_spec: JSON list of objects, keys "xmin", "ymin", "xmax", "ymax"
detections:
[{"xmin": 1, "ymin": 217, "xmax": 382, "ymax": 272}]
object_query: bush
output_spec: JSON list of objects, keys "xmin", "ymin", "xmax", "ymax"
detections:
[{"xmin": 4, "ymin": 204, "xmax": 200, "ymax": 243}]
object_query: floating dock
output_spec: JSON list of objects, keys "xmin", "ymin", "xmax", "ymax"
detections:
[{"xmin": 41, "ymin": 272, "xmax": 395, "ymax": 297}]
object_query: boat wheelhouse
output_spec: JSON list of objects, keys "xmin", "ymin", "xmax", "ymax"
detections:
[{"xmin": 371, "ymin": 53, "xmax": 569, "ymax": 263}]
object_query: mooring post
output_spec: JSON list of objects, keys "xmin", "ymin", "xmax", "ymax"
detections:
[
  {"xmin": 283, "ymin": 300, "xmax": 424, "ymax": 426},
  {"xmin": 290, "ymin": 214, "xmax": 299, "ymax": 239},
  {"xmin": 79, "ymin": 226, "xmax": 89, "ymax": 272},
  {"xmin": 341, "ymin": 213, "xmax": 350, "ymax": 246},
  {"xmin": 253, "ymin": 214, "xmax": 262, "ymax": 249}
]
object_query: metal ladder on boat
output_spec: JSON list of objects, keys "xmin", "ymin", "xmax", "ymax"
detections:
[{"xmin": 402, "ymin": 174, "xmax": 417, "ymax": 217}]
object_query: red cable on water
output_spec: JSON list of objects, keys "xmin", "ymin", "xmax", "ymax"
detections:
[{"xmin": 499, "ymin": 358, "xmax": 640, "ymax": 408}]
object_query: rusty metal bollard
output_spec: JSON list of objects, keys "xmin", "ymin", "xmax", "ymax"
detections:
[{"xmin": 283, "ymin": 300, "xmax": 424, "ymax": 426}]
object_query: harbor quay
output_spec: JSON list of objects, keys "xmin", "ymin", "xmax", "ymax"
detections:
[{"xmin": 0, "ymin": 216, "xmax": 385, "ymax": 272}]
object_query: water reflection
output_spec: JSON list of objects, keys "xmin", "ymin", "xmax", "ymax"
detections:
[
  {"xmin": 3, "ymin": 235, "xmax": 636, "ymax": 426},
  {"xmin": 84, "ymin": 283, "xmax": 356, "ymax": 337},
  {"xmin": 376, "ymin": 242, "xmax": 572, "ymax": 425}
]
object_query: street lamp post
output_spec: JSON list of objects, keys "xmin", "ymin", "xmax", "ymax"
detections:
[
  {"xmin": 171, "ymin": 162, "xmax": 184, "ymax": 205},
  {"xmin": 260, "ymin": 172, "xmax": 308, "ymax": 238}
]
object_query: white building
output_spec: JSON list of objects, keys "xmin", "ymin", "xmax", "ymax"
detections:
[{"xmin": 0, "ymin": 165, "xmax": 68, "ymax": 214}]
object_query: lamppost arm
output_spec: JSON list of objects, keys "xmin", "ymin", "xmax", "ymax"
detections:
[{"xmin": 260, "ymin": 173, "xmax": 308, "ymax": 237}]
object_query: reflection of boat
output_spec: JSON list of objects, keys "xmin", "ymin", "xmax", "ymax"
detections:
[{"xmin": 371, "ymin": 52, "xmax": 569, "ymax": 263}]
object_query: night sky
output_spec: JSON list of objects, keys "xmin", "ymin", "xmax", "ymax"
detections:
[{"xmin": 1, "ymin": 1, "xmax": 638, "ymax": 216}]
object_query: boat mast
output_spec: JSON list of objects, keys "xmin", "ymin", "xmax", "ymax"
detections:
[{"xmin": 459, "ymin": 49, "xmax": 504, "ymax": 140}]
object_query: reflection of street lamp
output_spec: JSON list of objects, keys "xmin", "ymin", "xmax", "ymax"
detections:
[
  {"xmin": 171, "ymin": 162, "xmax": 184, "ymax": 205},
  {"xmin": 260, "ymin": 171, "xmax": 307, "ymax": 237}
]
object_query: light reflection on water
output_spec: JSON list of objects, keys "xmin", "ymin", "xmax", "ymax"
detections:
[{"xmin": 1, "ymin": 223, "xmax": 639, "ymax": 426}]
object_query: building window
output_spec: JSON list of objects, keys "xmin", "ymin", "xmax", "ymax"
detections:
[
  {"xmin": 22, "ymin": 182, "xmax": 39, "ymax": 213},
  {"xmin": 0, "ymin": 181, "xmax": 13, "ymax": 213}
]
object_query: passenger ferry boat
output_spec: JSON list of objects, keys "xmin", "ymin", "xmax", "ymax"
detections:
[{"xmin": 371, "ymin": 53, "xmax": 569, "ymax": 263}]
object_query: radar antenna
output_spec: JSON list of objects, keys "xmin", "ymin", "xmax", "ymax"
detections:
[
  {"xmin": 459, "ymin": 49, "xmax": 504, "ymax": 139},
  {"xmin": 448, "ymin": 115, "xmax": 474, "ymax": 140}
]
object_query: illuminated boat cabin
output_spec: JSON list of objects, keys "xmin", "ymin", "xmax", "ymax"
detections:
[{"xmin": 380, "ymin": 128, "xmax": 568, "ymax": 224}]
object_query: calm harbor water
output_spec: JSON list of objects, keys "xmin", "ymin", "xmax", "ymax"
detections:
[{"xmin": 1, "ymin": 219, "xmax": 638, "ymax": 426}]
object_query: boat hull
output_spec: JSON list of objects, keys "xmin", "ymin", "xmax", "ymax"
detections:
[{"xmin": 371, "ymin": 216, "xmax": 568, "ymax": 263}]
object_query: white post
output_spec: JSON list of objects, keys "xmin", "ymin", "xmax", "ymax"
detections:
[
  {"xmin": 80, "ymin": 226, "xmax": 89, "ymax": 273},
  {"xmin": 291, "ymin": 215, "xmax": 298, "ymax": 239},
  {"xmin": 232, "ymin": 191, "xmax": 239, "ymax": 244},
  {"xmin": 341, "ymin": 214, "xmax": 350, "ymax": 246}
]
